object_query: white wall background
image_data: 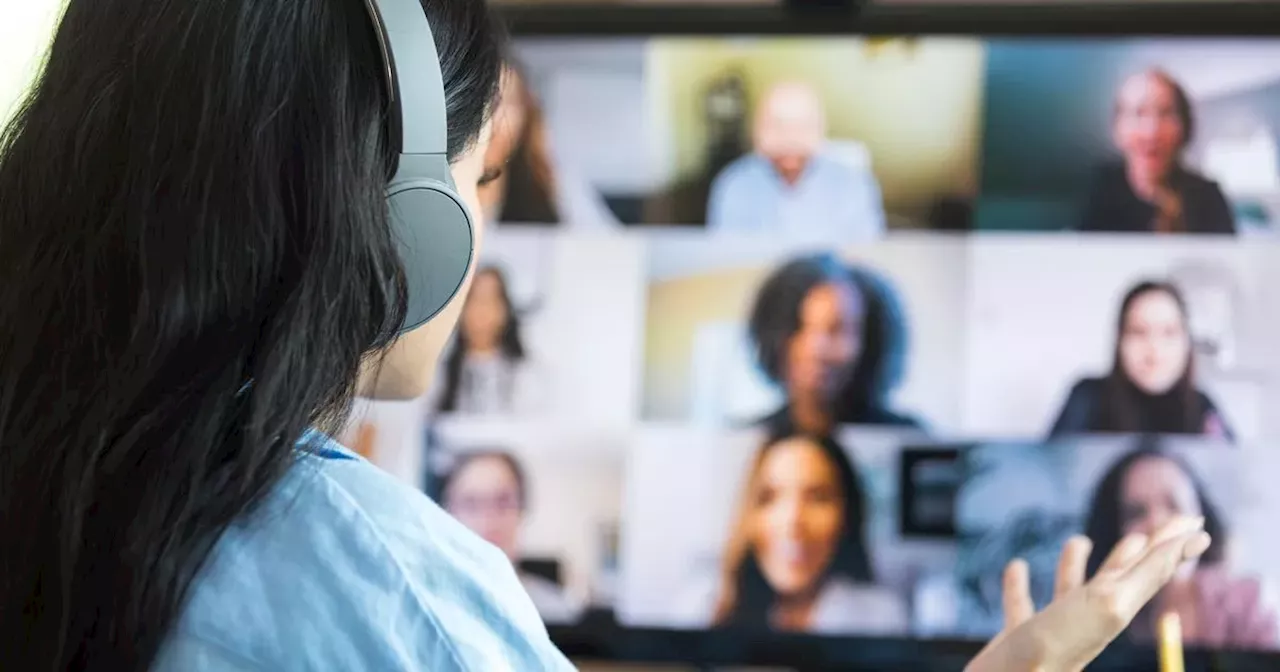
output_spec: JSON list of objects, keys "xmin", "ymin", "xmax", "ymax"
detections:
[
  {"xmin": 647, "ymin": 232, "xmax": 970, "ymax": 434},
  {"xmin": 346, "ymin": 230, "xmax": 646, "ymax": 482},
  {"xmin": 430, "ymin": 418, "xmax": 627, "ymax": 608},
  {"xmin": 616, "ymin": 424, "xmax": 956, "ymax": 628},
  {"xmin": 515, "ymin": 39, "xmax": 663, "ymax": 196},
  {"xmin": 963, "ymin": 235, "xmax": 1280, "ymax": 441},
  {"xmin": 484, "ymin": 230, "xmax": 647, "ymax": 426},
  {"xmin": 0, "ymin": 1, "xmax": 61, "ymax": 123}
]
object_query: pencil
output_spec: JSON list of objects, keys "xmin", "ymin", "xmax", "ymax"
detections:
[{"xmin": 1158, "ymin": 611, "xmax": 1185, "ymax": 672}]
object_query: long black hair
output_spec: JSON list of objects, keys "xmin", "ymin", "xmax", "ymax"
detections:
[
  {"xmin": 0, "ymin": 0, "xmax": 502, "ymax": 670},
  {"xmin": 1082, "ymin": 442, "xmax": 1225, "ymax": 579},
  {"xmin": 436, "ymin": 265, "xmax": 527, "ymax": 412},
  {"xmin": 715, "ymin": 433, "xmax": 874, "ymax": 629},
  {"xmin": 1097, "ymin": 280, "xmax": 1204, "ymax": 434}
]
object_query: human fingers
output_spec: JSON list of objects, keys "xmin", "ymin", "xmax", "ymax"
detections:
[
  {"xmin": 1114, "ymin": 530, "xmax": 1212, "ymax": 617},
  {"xmin": 1095, "ymin": 514, "xmax": 1203, "ymax": 576},
  {"xmin": 1150, "ymin": 516, "xmax": 1205, "ymax": 548},
  {"xmin": 1054, "ymin": 536, "xmax": 1093, "ymax": 600},
  {"xmin": 1095, "ymin": 533, "xmax": 1149, "ymax": 576},
  {"xmin": 1002, "ymin": 558, "xmax": 1034, "ymax": 631}
]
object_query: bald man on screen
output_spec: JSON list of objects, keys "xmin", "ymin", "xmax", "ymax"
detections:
[{"xmin": 706, "ymin": 81, "xmax": 886, "ymax": 239}]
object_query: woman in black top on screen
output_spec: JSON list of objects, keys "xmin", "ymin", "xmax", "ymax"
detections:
[
  {"xmin": 747, "ymin": 253, "xmax": 921, "ymax": 438},
  {"xmin": 1049, "ymin": 281, "xmax": 1233, "ymax": 440},
  {"xmin": 1080, "ymin": 69, "xmax": 1235, "ymax": 234}
]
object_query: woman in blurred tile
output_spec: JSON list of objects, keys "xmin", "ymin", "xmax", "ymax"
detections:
[
  {"xmin": 1080, "ymin": 68, "xmax": 1235, "ymax": 234},
  {"xmin": 479, "ymin": 61, "xmax": 619, "ymax": 229},
  {"xmin": 432, "ymin": 265, "xmax": 546, "ymax": 415},
  {"xmin": 437, "ymin": 450, "xmax": 584, "ymax": 624},
  {"xmin": 747, "ymin": 252, "xmax": 922, "ymax": 437},
  {"xmin": 1049, "ymin": 280, "xmax": 1233, "ymax": 440},
  {"xmin": 693, "ymin": 433, "xmax": 907, "ymax": 634},
  {"xmin": 1083, "ymin": 443, "xmax": 1276, "ymax": 648}
]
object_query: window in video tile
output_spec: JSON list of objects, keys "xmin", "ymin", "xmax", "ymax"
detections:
[
  {"xmin": 499, "ymin": 37, "xmax": 983, "ymax": 234},
  {"xmin": 976, "ymin": 39, "xmax": 1280, "ymax": 235}
]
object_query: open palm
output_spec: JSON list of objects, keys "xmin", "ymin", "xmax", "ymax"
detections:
[{"xmin": 966, "ymin": 516, "xmax": 1211, "ymax": 672}]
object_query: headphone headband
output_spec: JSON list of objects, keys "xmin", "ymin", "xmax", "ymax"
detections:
[
  {"xmin": 361, "ymin": 0, "xmax": 449, "ymax": 158},
  {"xmin": 359, "ymin": 0, "xmax": 475, "ymax": 335}
]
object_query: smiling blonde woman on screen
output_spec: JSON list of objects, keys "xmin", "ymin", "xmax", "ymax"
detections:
[{"xmin": 0, "ymin": 0, "xmax": 1211, "ymax": 670}]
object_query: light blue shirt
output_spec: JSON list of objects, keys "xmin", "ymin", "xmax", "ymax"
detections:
[
  {"xmin": 705, "ymin": 152, "xmax": 886, "ymax": 240},
  {"xmin": 153, "ymin": 434, "xmax": 575, "ymax": 671}
]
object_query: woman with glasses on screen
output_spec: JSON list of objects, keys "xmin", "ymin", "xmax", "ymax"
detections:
[
  {"xmin": 435, "ymin": 450, "xmax": 584, "ymax": 624},
  {"xmin": 747, "ymin": 253, "xmax": 922, "ymax": 438},
  {"xmin": 676, "ymin": 433, "xmax": 908, "ymax": 634},
  {"xmin": 1048, "ymin": 280, "xmax": 1233, "ymax": 440},
  {"xmin": 1080, "ymin": 69, "xmax": 1235, "ymax": 234},
  {"xmin": 1083, "ymin": 443, "xmax": 1277, "ymax": 649},
  {"xmin": 0, "ymin": 0, "xmax": 1217, "ymax": 666}
]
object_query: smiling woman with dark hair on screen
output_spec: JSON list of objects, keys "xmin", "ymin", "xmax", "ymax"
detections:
[
  {"xmin": 1049, "ymin": 280, "xmax": 1233, "ymax": 440},
  {"xmin": 1083, "ymin": 442, "xmax": 1277, "ymax": 648},
  {"xmin": 680, "ymin": 433, "xmax": 907, "ymax": 634},
  {"xmin": 747, "ymin": 252, "xmax": 921, "ymax": 438},
  {"xmin": 1081, "ymin": 68, "xmax": 1235, "ymax": 234}
]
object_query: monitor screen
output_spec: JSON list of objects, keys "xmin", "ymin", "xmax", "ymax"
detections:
[{"xmin": 349, "ymin": 30, "xmax": 1280, "ymax": 667}]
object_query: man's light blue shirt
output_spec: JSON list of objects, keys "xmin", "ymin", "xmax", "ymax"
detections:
[
  {"xmin": 153, "ymin": 435, "xmax": 575, "ymax": 671},
  {"xmin": 705, "ymin": 152, "xmax": 887, "ymax": 240}
]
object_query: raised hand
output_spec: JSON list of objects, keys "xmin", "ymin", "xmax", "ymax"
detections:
[{"xmin": 965, "ymin": 516, "xmax": 1211, "ymax": 672}]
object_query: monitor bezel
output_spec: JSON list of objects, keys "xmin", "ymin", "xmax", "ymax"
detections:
[{"xmin": 501, "ymin": 1, "xmax": 1280, "ymax": 37}]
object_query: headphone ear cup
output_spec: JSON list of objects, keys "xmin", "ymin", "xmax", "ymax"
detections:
[{"xmin": 386, "ymin": 181, "xmax": 475, "ymax": 334}]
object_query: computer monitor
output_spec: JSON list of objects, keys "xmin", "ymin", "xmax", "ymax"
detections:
[{"xmin": 352, "ymin": 2, "xmax": 1280, "ymax": 669}]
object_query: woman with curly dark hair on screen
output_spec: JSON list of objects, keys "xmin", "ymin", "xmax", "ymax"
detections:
[{"xmin": 746, "ymin": 252, "xmax": 922, "ymax": 438}]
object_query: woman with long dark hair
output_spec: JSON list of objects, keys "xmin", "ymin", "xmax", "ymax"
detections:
[
  {"xmin": 1082, "ymin": 443, "xmax": 1276, "ymax": 648},
  {"xmin": 1049, "ymin": 280, "xmax": 1233, "ymax": 440},
  {"xmin": 685, "ymin": 433, "xmax": 907, "ymax": 634},
  {"xmin": 0, "ymin": 0, "xmax": 1220, "ymax": 667},
  {"xmin": 434, "ymin": 264, "xmax": 545, "ymax": 415},
  {"xmin": 0, "ymin": 0, "xmax": 572, "ymax": 669}
]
